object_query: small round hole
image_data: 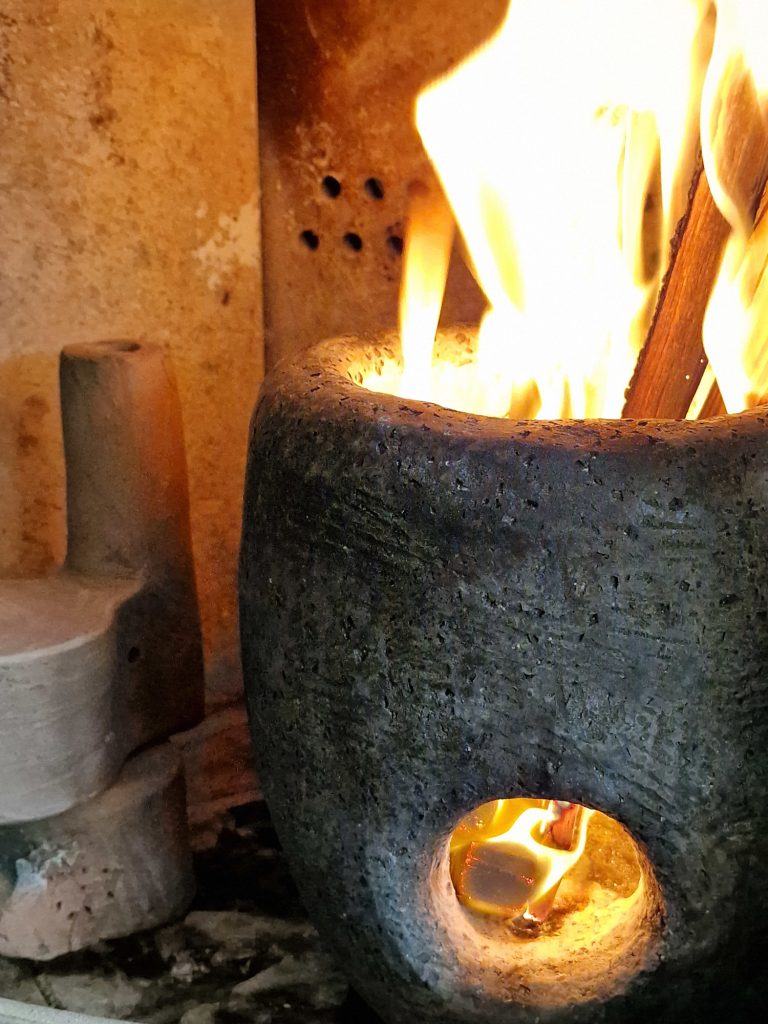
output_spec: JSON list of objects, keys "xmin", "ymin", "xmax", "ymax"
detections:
[
  {"xmin": 343, "ymin": 232, "xmax": 363, "ymax": 252},
  {"xmin": 387, "ymin": 235, "xmax": 404, "ymax": 255},
  {"xmin": 300, "ymin": 229, "xmax": 320, "ymax": 250},
  {"xmin": 322, "ymin": 176, "xmax": 342, "ymax": 198},
  {"xmin": 107, "ymin": 341, "xmax": 141, "ymax": 353},
  {"xmin": 127, "ymin": 646, "xmax": 142, "ymax": 664},
  {"xmin": 364, "ymin": 177, "xmax": 385, "ymax": 200}
]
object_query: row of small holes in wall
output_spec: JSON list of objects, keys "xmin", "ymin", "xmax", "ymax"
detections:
[{"xmin": 299, "ymin": 176, "xmax": 404, "ymax": 255}]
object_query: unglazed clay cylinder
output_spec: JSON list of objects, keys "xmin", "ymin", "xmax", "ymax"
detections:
[
  {"xmin": 240, "ymin": 331, "xmax": 768, "ymax": 1024},
  {"xmin": 0, "ymin": 744, "xmax": 194, "ymax": 960},
  {"xmin": 60, "ymin": 340, "xmax": 204, "ymax": 746},
  {"xmin": 0, "ymin": 576, "xmax": 138, "ymax": 824}
]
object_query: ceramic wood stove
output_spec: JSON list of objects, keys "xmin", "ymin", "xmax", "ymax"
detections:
[
  {"xmin": 240, "ymin": 330, "xmax": 768, "ymax": 1023},
  {"xmin": 243, "ymin": 1, "xmax": 768, "ymax": 1020}
]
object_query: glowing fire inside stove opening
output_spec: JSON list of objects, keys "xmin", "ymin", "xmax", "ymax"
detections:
[
  {"xmin": 450, "ymin": 799, "xmax": 593, "ymax": 928},
  {"xmin": 449, "ymin": 798, "xmax": 644, "ymax": 932},
  {"xmin": 362, "ymin": 0, "xmax": 768, "ymax": 419}
]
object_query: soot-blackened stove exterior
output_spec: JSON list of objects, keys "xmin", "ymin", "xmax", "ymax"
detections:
[{"xmin": 240, "ymin": 332, "xmax": 768, "ymax": 1023}]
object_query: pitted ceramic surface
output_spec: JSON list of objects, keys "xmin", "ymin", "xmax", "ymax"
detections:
[{"xmin": 241, "ymin": 332, "xmax": 768, "ymax": 1024}]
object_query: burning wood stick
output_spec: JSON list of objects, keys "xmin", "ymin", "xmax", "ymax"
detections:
[
  {"xmin": 624, "ymin": 60, "xmax": 768, "ymax": 418},
  {"xmin": 687, "ymin": 363, "xmax": 726, "ymax": 418},
  {"xmin": 623, "ymin": 163, "xmax": 729, "ymax": 418},
  {"xmin": 693, "ymin": 370, "xmax": 727, "ymax": 417},
  {"xmin": 548, "ymin": 801, "xmax": 582, "ymax": 851}
]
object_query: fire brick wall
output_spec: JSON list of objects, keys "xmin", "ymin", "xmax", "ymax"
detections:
[
  {"xmin": 256, "ymin": 0, "xmax": 507, "ymax": 369},
  {"xmin": 0, "ymin": 0, "xmax": 262, "ymax": 706}
]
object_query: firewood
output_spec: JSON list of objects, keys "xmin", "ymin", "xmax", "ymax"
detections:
[
  {"xmin": 549, "ymin": 802, "xmax": 581, "ymax": 851},
  {"xmin": 697, "ymin": 378, "xmax": 727, "ymax": 418},
  {"xmin": 623, "ymin": 162, "xmax": 730, "ymax": 418},
  {"xmin": 624, "ymin": 62, "xmax": 768, "ymax": 419}
]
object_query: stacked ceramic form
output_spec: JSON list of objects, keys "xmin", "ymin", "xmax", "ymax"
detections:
[{"xmin": 0, "ymin": 341, "xmax": 204, "ymax": 960}]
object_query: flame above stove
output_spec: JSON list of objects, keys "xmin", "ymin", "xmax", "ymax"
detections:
[{"xmin": 363, "ymin": 0, "xmax": 768, "ymax": 419}]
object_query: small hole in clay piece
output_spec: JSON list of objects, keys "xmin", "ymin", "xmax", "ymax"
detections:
[
  {"xmin": 387, "ymin": 235, "xmax": 404, "ymax": 255},
  {"xmin": 322, "ymin": 175, "xmax": 342, "ymax": 198},
  {"xmin": 300, "ymin": 229, "xmax": 320, "ymax": 250},
  {"xmin": 365, "ymin": 177, "xmax": 385, "ymax": 199},
  {"xmin": 127, "ymin": 646, "xmax": 142, "ymax": 664},
  {"xmin": 111, "ymin": 341, "xmax": 141, "ymax": 353},
  {"xmin": 343, "ymin": 232, "xmax": 364, "ymax": 252}
]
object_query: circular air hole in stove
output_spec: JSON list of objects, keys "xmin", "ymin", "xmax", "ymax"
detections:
[
  {"xmin": 436, "ymin": 796, "xmax": 663, "ymax": 1006},
  {"xmin": 299, "ymin": 229, "xmax": 320, "ymax": 251},
  {"xmin": 322, "ymin": 175, "xmax": 342, "ymax": 198},
  {"xmin": 343, "ymin": 231, "xmax": 363, "ymax": 252},
  {"xmin": 364, "ymin": 177, "xmax": 385, "ymax": 199}
]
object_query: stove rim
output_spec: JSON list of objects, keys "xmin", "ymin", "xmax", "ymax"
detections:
[{"xmin": 262, "ymin": 328, "xmax": 768, "ymax": 448}]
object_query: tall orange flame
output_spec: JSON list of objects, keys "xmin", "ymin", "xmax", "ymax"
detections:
[
  {"xmin": 450, "ymin": 799, "xmax": 594, "ymax": 925},
  {"xmin": 362, "ymin": 0, "xmax": 768, "ymax": 420},
  {"xmin": 701, "ymin": 2, "xmax": 768, "ymax": 412}
]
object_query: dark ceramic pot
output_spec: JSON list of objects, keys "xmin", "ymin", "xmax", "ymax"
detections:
[{"xmin": 240, "ymin": 331, "xmax": 768, "ymax": 1024}]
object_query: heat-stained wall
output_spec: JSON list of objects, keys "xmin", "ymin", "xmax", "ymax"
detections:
[
  {"xmin": 256, "ymin": 0, "xmax": 507, "ymax": 368},
  {"xmin": 0, "ymin": 0, "xmax": 262, "ymax": 704}
]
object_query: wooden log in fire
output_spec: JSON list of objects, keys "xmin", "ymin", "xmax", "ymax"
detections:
[
  {"xmin": 623, "ymin": 162, "xmax": 730, "ymax": 418},
  {"xmin": 624, "ymin": 63, "xmax": 768, "ymax": 419},
  {"xmin": 697, "ymin": 374, "xmax": 728, "ymax": 418}
]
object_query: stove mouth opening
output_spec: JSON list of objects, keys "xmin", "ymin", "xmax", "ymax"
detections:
[
  {"xmin": 346, "ymin": 329, "xmax": 733, "ymax": 424},
  {"xmin": 432, "ymin": 796, "xmax": 664, "ymax": 1008}
]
